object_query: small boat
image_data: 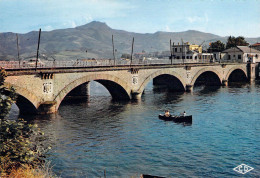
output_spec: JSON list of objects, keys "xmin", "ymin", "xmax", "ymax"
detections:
[
  {"xmin": 140, "ymin": 174, "xmax": 165, "ymax": 178},
  {"xmin": 158, "ymin": 114, "xmax": 192, "ymax": 123}
]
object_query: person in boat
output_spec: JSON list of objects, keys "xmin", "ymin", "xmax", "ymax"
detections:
[
  {"xmin": 164, "ymin": 110, "xmax": 170, "ymax": 117},
  {"xmin": 180, "ymin": 111, "xmax": 186, "ymax": 117}
]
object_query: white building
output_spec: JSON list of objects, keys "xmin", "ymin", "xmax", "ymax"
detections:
[
  {"xmin": 221, "ymin": 46, "xmax": 260, "ymax": 63},
  {"xmin": 172, "ymin": 42, "xmax": 213, "ymax": 62}
]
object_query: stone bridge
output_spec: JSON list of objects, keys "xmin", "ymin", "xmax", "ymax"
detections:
[{"xmin": 4, "ymin": 62, "xmax": 257, "ymax": 114}]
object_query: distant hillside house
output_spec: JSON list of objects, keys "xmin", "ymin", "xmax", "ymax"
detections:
[
  {"xmin": 134, "ymin": 52, "xmax": 147, "ymax": 59},
  {"xmin": 172, "ymin": 42, "xmax": 213, "ymax": 62},
  {"xmin": 251, "ymin": 43, "xmax": 260, "ymax": 51},
  {"xmin": 221, "ymin": 46, "xmax": 260, "ymax": 63}
]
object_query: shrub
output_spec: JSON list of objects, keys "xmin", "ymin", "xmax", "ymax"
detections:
[
  {"xmin": 0, "ymin": 67, "xmax": 51, "ymax": 177},
  {"xmin": 0, "ymin": 67, "xmax": 16, "ymax": 120},
  {"xmin": 0, "ymin": 119, "xmax": 49, "ymax": 175}
]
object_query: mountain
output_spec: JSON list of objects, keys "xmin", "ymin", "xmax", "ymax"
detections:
[{"xmin": 0, "ymin": 21, "xmax": 259, "ymax": 60}]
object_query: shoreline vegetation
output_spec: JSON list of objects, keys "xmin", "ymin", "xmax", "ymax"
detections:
[{"xmin": 0, "ymin": 67, "xmax": 55, "ymax": 178}]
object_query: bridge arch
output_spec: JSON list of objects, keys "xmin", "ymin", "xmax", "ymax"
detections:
[
  {"xmin": 137, "ymin": 69, "xmax": 186, "ymax": 95},
  {"xmin": 225, "ymin": 66, "xmax": 248, "ymax": 82},
  {"xmin": 4, "ymin": 83, "xmax": 39, "ymax": 114},
  {"xmin": 54, "ymin": 74, "xmax": 132, "ymax": 110},
  {"xmin": 191, "ymin": 68, "xmax": 222, "ymax": 86}
]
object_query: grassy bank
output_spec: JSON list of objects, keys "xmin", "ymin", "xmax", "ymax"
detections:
[{"xmin": 1, "ymin": 164, "xmax": 54, "ymax": 178}]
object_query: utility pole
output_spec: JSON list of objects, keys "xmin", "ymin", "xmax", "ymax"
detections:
[
  {"xmin": 35, "ymin": 28, "xmax": 41, "ymax": 71},
  {"xmin": 249, "ymin": 44, "xmax": 252, "ymax": 63},
  {"xmin": 210, "ymin": 43, "xmax": 212, "ymax": 63},
  {"xmin": 184, "ymin": 44, "xmax": 186, "ymax": 62},
  {"xmin": 112, "ymin": 35, "xmax": 115, "ymax": 66},
  {"xmin": 233, "ymin": 46, "xmax": 235, "ymax": 63},
  {"xmin": 181, "ymin": 38, "xmax": 184, "ymax": 64},
  {"xmin": 170, "ymin": 39, "xmax": 173, "ymax": 64},
  {"xmin": 16, "ymin": 34, "xmax": 20, "ymax": 68},
  {"xmin": 172, "ymin": 42, "xmax": 175, "ymax": 63},
  {"xmin": 130, "ymin": 37, "xmax": 134, "ymax": 66}
]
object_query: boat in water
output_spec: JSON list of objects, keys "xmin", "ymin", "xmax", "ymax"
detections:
[{"xmin": 158, "ymin": 114, "xmax": 192, "ymax": 123}]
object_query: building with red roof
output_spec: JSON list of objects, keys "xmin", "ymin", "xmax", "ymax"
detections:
[{"xmin": 251, "ymin": 43, "xmax": 260, "ymax": 51}]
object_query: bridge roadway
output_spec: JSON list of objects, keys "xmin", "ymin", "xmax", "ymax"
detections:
[{"xmin": 3, "ymin": 62, "xmax": 258, "ymax": 114}]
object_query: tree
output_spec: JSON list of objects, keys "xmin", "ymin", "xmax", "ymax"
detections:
[
  {"xmin": 121, "ymin": 53, "xmax": 131, "ymax": 59},
  {"xmin": 226, "ymin": 36, "xmax": 249, "ymax": 49},
  {"xmin": 0, "ymin": 68, "xmax": 16, "ymax": 120},
  {"xmin": 208, "ymin": 40, "xmax": 225, "ymax": 52}
]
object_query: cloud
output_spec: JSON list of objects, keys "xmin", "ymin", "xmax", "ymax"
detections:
[
  {"xmin": 71, "ymin": 21, "xmax": 77, "ymax": 28},
  {"xmin": 187, "ymin": 16, "xmax": 202, "ymax": 23},
  {"xmin": 205, "ymin": 13, "xmax": 209, "ymax": 23},
  {"xmin": 84, "ymin": 16, "xmax": 93, "ymax": 23},
  {"xmin": 187, "ymin": 13, "xmax": 209, "ymax": 23},
  {"xmin": 43, "ymin": 25, "xmax": 53, "ymax": 31},
  {"xmin": 165, "ymin": 25, "xmax": 171, "ymax": 32},
  {"xmin": 61, "ymin": 15, "xmax": 93, "ymax": 29}
]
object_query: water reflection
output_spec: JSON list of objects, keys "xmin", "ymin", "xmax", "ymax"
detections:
[{"xmin": 195, "ymin": 85, "xmax": 221, "ymax": 95}]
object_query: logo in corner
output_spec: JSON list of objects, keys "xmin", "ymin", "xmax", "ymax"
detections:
[{"xmin": 233, "ymin": 164, "xmax": 254, "ymax": 174}]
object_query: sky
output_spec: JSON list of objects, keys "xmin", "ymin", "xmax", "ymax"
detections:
[{"xmin": 0, "ymin": 0, "xmax": 259, "ymax": 37}]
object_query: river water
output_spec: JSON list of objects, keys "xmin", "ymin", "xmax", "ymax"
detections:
[{"xmin": 10, "ymin": 81, "xmax": 260, "ymax": 177}]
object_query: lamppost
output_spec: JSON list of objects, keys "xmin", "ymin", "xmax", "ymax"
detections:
[{"xmin": 50, "ymin": 55, "xmax": 56, "ymax": 68}]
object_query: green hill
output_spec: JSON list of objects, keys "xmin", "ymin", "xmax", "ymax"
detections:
[{"xmin": 0, "ymin": 21, "xmax": 259, "ymax": 60}]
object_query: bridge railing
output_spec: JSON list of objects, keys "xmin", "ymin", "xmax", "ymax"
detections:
[{"xmin": 0, "ymin": 58, "xmax": 243, "ymax": 69}]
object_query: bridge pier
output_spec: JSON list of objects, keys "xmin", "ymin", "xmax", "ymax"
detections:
[
  {"xmin": 131, "ymin": 91, "xmax": 142, "ymax": 100},
  {"xmin": 247, "ymin": 63, "xmax": 256, "ymax": 81},
  {"xmin": 185, "ymin": 84, "xmax": 193, "ymax": 92},
  {"xmin": 222, "ymin": 80, "xmax": 228, "ymax": 86},
  {"xmin": 256, "ymin": 63, "xmax": 260, "ymax": 79},
  {"xmin": 38, "ymin": 101, "xmax": 57, "ymax": 114}
]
